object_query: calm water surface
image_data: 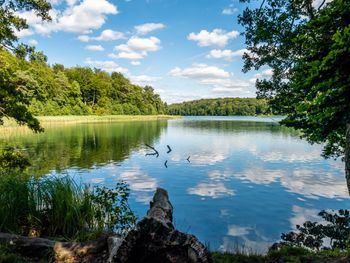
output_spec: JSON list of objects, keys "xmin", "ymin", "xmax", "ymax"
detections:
[{"xmin": 2, "ymin": 116, "xmax": 349, "ymax": 252}]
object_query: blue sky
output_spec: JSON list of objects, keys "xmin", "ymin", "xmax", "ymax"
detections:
[{"xmin": 16, "ymin": 0, "xmax": 271, "ymax": 103}]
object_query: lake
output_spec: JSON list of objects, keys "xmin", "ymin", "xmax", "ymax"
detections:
[{"xmin": 2, "ymin": 116, "xmax": 349, "ymax": 253}]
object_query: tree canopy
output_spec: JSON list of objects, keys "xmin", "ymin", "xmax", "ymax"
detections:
[
  {"xmin": 0, "ymin": 0, "xmax": 51, "ymax": 132},
  {"xmin": 238, "ymin": 0, "xmax": 350, "ymax": 189},
  {"xmin": 168, "ymin": 98, "xmax": 271, "ymax": 116},
  {"xmin": 1, "ymin": 49, "xmax": 167, "ymax": 121}
]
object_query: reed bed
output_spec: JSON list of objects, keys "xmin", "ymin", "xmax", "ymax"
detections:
[{"xmin": 0, "ymin": 172, "xmax": 135, "ymax": 241}]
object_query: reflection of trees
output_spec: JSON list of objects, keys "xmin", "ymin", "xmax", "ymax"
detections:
[
  {"xmin": 175, "ymin": 120, "xmax": 299, "ymax": 137},
  {"xmin": 0, "ymin": 121, "xmax": 167, "ymax": 175}
]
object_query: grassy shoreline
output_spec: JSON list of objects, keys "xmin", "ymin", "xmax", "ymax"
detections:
[{"xmin": 1, "ymin": 115, "xmax": 181, "ymax": 130}]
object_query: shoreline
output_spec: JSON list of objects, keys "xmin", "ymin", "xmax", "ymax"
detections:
[{"xmin": 0, "ymin": 115, "xmax": 181, "ymax": 130}]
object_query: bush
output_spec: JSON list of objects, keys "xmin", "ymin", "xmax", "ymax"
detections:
[{"xmin": 273, "ymin": 209, "xmax": 350, "ymax": 251}]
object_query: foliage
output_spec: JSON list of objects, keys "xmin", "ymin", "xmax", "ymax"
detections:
[
  {"xmin": 0, "ymin": 49, "xmax": 167, "ymax": 121},
  {"xmin": 0, "ymin": 244, "xmax": 29, "ymax": 263},
  {"xmin": 275, "ymin": 209, "xmax": 350, "ymax": 250},
  {"xmin": 90, "ymin": 183, "xmax": 137, "ymax": 232},
  {"xmin": 0, "ymin": 173, "xmax": 136, "ymax": 241},
  {"xmin": 0, "ymin": 0, "xmax": 51, "ymax": 132},
  {"xmin": 0, "ymin": 0, "xmax": 51, "ymax": 50},
  {"xmin": 0, "ymin": 148, "xmax": 30, "ymax": 171},
  {"xmin": 212, "ymin": 246, "xmax": 349, "ymax": 263},
  {"xmin": 168, "ymin": 98, "xmax": 271, "ymax": 116},
  {"xmin": 238, "ymin": 0, "xmax": 350, "ymax": 160}
]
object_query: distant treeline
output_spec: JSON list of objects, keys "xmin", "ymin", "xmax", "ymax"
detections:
[
  {"xmin": 1, "ymin": 49, "xmax": 167, "ymax": 116},
  {"xmin": 168, "ymin": 98, "xmax": 272, "ymax": 116}
]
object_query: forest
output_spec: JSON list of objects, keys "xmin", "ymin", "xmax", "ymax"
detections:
[
  {"xmin": 0, "ymin": 49, "xmax": 167, "ymax": 117},
  {"xmin": 168, "ymin": 98, "xmax": 271, "ymax": 116}
]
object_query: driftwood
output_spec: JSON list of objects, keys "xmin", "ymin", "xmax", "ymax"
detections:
[
  {"xmin": 113, "ymin": 188, "xmax": 213, "ymax": 263},
  {"xmin": 145, "ymin": 144, "xmax": 159, "ymax": 158},
  {"xmin": 0, "ymin": 232, "xmax": 109, "ymax": 262},
  {"xmin": 0, "ymin": 188, "xmax": 212, "ymax": 263}
]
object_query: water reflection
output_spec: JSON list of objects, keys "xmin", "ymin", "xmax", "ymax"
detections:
[
  {"xmin": 0, "ymin": 121, "xmax": 167, "ymax": 175},
  {"xmin": 2, "ymin": 116, "xmax": 349, "ymax": 252},
  {"xmin": 188, "ymin": 182, "xmax": 235, "ymax": 198}
]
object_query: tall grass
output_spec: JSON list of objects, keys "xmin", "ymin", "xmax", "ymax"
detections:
[{"xmin": 0, "ymin": 172, "xmax": 135, "ymax": 241}]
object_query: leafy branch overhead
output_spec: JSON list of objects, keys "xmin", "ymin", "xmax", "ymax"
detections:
[
  {"xmin": 239, "ymin": 0, "xmax": 350, "ymax": 191},
  {"xmin": 239, "ymin": 0, "xmax": 350, "ymax": 158}
]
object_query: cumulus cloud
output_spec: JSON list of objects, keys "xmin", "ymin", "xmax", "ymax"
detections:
[
  {"xmin": 188, "ymin": 29, "xmax": 239, "ymax": 47},
  {"xmin": 207, "ymin": 48, "xmax": 248, "ymax": 60},
  {"xmin": 135, "ymin": 23, "xmax": 165, "ymax": 35},
  {"xmin": 16, "ymin": 0, "xmax": 118, "ymax": 36},
  {"xmin": 78, "ymin": 29, "xmax": 124, "ymax": 42},
  {"xmin": 169, "ymin": 64, "xmax": 230, "ymax": 79},
  {"xmin": 109, "ymin": 36, "xmax": 161, "ymax": 62},
  {"xmin": 169, "ymin": 64, "xmax": 255, "ymax": 97},
  {"xmin": 15, "ymin": 28, "xmax": 34, "ymax": 38},
  {"xmin": 84, "ymin": 57, "xmax": 128, "ymax": 73},
  {"xmin": 85, "ymin": 44, "xmax": 104, "ymax": 51}
]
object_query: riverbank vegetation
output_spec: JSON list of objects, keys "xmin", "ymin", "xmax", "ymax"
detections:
[
  {"xmin": 0, "ymin": 171, "xmax": 136, "ymax": 241},
  {"xmin": 168, "ymin": 98, "xmax": 272, "ymax": 116}
]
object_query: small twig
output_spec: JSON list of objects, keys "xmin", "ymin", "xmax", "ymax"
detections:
[
  {"xmin": 145, "ymin": 144, "xmax": 159, "ymax": 158},
  {"xmin": 186, "ymin": 156, "xmax": 191, "ymax": 163},
  {"xmin": 164, "ymin": 160, "xmax": 168, "ymax": 168},
  {"xmin": 166, "ymin": 145, "xmax": 172, "ymax": 154}
]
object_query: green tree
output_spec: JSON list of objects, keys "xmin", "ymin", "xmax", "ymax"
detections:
[
  {"xmin": 238, "ymin": 0, "xmax": 350, "ymax": 191},
  {"xmin": 0, "ymin": 0, "xmax": 51, "ymax": 132}
]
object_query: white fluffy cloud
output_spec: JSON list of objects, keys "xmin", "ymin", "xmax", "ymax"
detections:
[
  {"xmin": 84, "ymin": 57, "xmax": 128, "ymax": 73},
  {"xmin": 188, "ymin": 29, "xmax": 239, "ymax": 47},
  {"xmin": 207, "ymin": 48, "xmax": 248, "ymax": 60},
  {"xmin": 169, "ymin": 64, "xmax": 255, "ymax": 97},
  {"xmin": 16, "ymin": 0, "xmax": 118, "ymax": 36},
  {"xmin": 169, "ymin": 63, "xmax": 230, "ymax": 79},
  {"xmin": 85, "ymin": 44, "xmax": 104, "ymax": 51},
  {"xmin": 135, "ymin": 23, "xmax": 165, "ymax": 35},
  {"xmin": 78, "ymin": 29, "xmax": 124, "ymax": 42},
  {"xmin": 109, "ymin": 36, "xmax": 161, "ymax": 62}
]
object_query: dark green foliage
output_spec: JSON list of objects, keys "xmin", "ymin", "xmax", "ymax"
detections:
[
  {"xmin": 168, "ymin": 98, "xmax": 271, "ymax": 116},
  {"xmin": 0, "ymin": 0, "xmax": 51, "ymax": 132},
  {"xmin": 276, "ymin": 210, "xmax": 350, "ymax": 250},
  {"xmin": 0, "ymin": 49, "xmax": 167, "ymax": 130},
  {"xmin": 90, "ymin": 183, "xmax": 137, "ymax": 232},
  {"xmin": 0, "ymin": 173, "xmax": 136, "ymax": 241},
  {"xmin": 0, "ymin": 0, "xmax": 51, "ymax": 50},
  {"xmin": 212, "ymin": 246, "xmax": 349, "ymax": 263},
  {"xmin": 238, "ymin": 0, "xmax": 350, "ymax": 159},
  {"xmin": 0, "ymin": 148, "xmax": 30, "ymax": 171}
]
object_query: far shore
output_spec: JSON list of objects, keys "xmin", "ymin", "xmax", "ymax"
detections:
[{"xmin": 0, "ymin": 115, "xmax": 181, "ymax": 130}]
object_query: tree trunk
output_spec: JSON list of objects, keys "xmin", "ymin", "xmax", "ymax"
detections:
[{"xmin": 346, "ymin": 123, "xmax": 350, "ymax": 195}]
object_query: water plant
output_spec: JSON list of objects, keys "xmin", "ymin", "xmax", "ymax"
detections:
[{"xmin": 0, "ymin": 172, "xmax": 136, "ymax": 241}]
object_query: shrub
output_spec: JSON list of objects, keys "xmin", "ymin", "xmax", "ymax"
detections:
[{"xmin": 273, "ymin": 209, "xmax": 350, "ymax": 251}]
